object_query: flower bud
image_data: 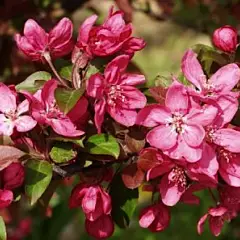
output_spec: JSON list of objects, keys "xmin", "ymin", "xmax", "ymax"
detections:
[
  {"xmin": 2, "ymin": 163, "xmax": 24, "ymax": 190},
  {"xmin": 69, "ymin": 184, "xmax": 112, "ymax": 221},
  {"xmin": 85, "ymin": 214, "xmax": 114, "ymax": 239},
  {"xmin": 139, "ymin": 203, "xmax": 170, "ymax": 232},
  {"xmin": 0, "ymin": 189, "xmax": 13, "ymax": 208},
  {"xmin": 212, "ymin": 25, "xmax": 238, "ymax": 53}
]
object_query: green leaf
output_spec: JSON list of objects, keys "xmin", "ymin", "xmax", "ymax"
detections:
[
  {"xmin": 85, "ymin": 134, "xmax": 120, "ymax": 159},
  {"xmin": 192, "ymin": 44, "xmax": 229, "ymax": 75},
  {"xmin": 60, "ymin": 65, "xmax": 73, "ymax": 81},
  {"xmin": 25, "ymin": 159, "xmax": 53, "ymax": 205},
  {"xmin": 55, "ymin": 88, "xmax": 84, "ymax": 114},
  {"xmin": 16, "ymin": 71, "xmax": 51, "ymax": 93},
  {"xmin": 50, "ymin": 142, "xmax": 77, "ymax": 163},
  {"xmin": 84, "ymin": 64, "xmax": 99, "ymax": 80},
  {"xmin": 48, "ymin": 136, "xmax": 85, "ymax": 148},
  {"xmin": 0, "ymin": 217, "xmax": 6, "ymax": 240},
  {"xmin": 153, "ymin": 75, "xmax": 173, "ymax": 88},
  {"xmin": 110, "ymin": 173, "xmax": 138, "ymax": 228}
]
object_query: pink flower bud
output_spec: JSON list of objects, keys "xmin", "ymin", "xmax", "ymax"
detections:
[
  {"xmin": 0, "ymin": 189, "xmax": 13, "ymax": 208},
  {"xmin": 139, "ymin": 203, "xmax": 170, "ymax": 232},
  {"xmin": 212, "ymin": 25, "xmax": 238, "ymax": 53},
  {"xmin": 85, "ymin": 214, "xmax": 114, "ymax": 239},
  {"xmin": 69, "ymin": 184, "xmax": 112, "ymax": 221},
  {"xmin": 2, "ymin": 163, "xmax": 24, "ymax": 190}
]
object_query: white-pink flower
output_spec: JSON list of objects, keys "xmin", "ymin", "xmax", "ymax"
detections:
[{"xmin": 0, "ymin": 83, "xmax": 36, "ymax": 136}]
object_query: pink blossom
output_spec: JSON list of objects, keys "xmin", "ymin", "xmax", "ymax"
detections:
[
  {"xmin": 138, "ymin": 147, "xmax": 218, "ymax": 206},
  {"xmin": 219, "ymin": 185, "xmax": 240, "ymax": 210},
  {"xmin": 212, "ymin": 25, "xmax": 238, "ymax": 53},
  {"xmin": 0, "ymin": 189, "xmax": 13, "ymax": 208},
  {"xmin": 76, "ymin": 7, "xmax": 145, "ymax": 58},
  {"xmin": 181, "ymin": 49, "xmax": 240, "ymax": 98},
  {"xmin": 15, "ymin": 18, "xmax": 74, "ymax": 61},
  {"xmin": 0, "ymin": 83, "xmax": 36, "ymax": 136},
  {"xmin": 87, "ymin": 55, "xmax": 146, "ymax": 133},
  {"xmin": 24, "ymin": 79, "xmax": 84, "ymax": 137},
  {"xmin": 139, "ymin": 203, "xmax": 170, "ymax": 232},
  {"xmin": 85, "ymin": 214, "xmax": 114, "ymax": 239},
  {"xmin": 136, "ymin": 81, "xmax": 218, "ymax": 162},
  {"xmin": 69, "ymin": 183, "xmax": 112, "ymax": 221},
  {"xmin": 2, "ymin": 163, "xmax": 24, "ymax": 190},
  {"xmin": 197, "ymin": 206, "xmax": 237, "ymax": 236}
]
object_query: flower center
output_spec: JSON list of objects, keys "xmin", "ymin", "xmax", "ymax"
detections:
[
  {"xmin": 43, "ymin": 101, "xmax": 65, "ymax": 119},
  {"xmin": 169, "ymin": 166, "xmax": 187, "ymax": 188},
  {"xmin": 106, "ymin": 85, "xmax": 126, "ymax": 107},
  {"xmin": 205, "ymin": 126, "xmax": 216, "ymax": 143},
  {"xmin": 5, "ymin": 110, "xmax": 17, "ymax": 121},
  {"xmin": 168, "ymin": 114, "xmax": 186, "ymax": 134},
  {"xmin": 218, "ymin": 147, "xmax": 236, "ymax": 163}
]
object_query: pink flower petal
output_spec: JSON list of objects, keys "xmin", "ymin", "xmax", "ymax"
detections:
[
  {"xmin": 160, "ymin": 174, "xmax": 185, "ymax": 206},
  {"xmin": 181, "ymin": 49, "xmax": 206, "ymax": 91},
  {"xmin": 107, "ymin": 106, "xmax": 137, "ymax": 127},
  {"xmin": 0, "ymin": 114, "xmax": 14, "ymax": 136},
  {"xmin": 214, "ymin": 128, "xmax": 240, "ymax": 153},
  {"xmin": 139, "ymin": 206, "xmax": 155, "ymax": 228},
  {"xmin": 147, "ymin": 125, "xmax": 178, "ymax": 150},
  {"xmin": 103, "ymin": 12, "xmax": 125, "ymax": 33},
  {"xmin": 136, "ymin": 105, "xmax": 171, "ymax": 127},
  {"xmin": 122, "ymin": 37, "xmax": 146, "ymax": 54},
  {"xmin": 209, "ymin": 216, "xmax": 225, "ymax": 237},
  {"xmin": 17, "ymin": 99, "xmax": 30, "ymax": 116},
  {"xmin": 78, "ymin": 15, "xmax": 98, "ymax": 44},
  {"xmin": 197, "ymin": 213, "xmax": 208, "ymax": 235},
  {"xmin": 41, "ymin": 79, "xmax": 58, "ymax": 108},
  {"xmin": 14, "ymin": 115, "xmax": 37, "ymax": 132},
  {"xmin": 209, "ymin": 63, "xmax": 240, "ymax": 93},
  {"xmin": 182, "ymin": 124, "xmax": 205, "ymax": 147},
  {"xmin": 23, "ymin": 19, "xmax": 48, "ymax": 50},
  {"xmin": 0, "ymin": 83, "xmax": 16, "ymax": 113},
  {"xmin": 120, "ymin": 73, "xmax": 146, "ymax": 86},
  {"xmin": 209, "ymin": 206, "xmax": 228, "ymax": 217},
  {"xmin": 87, "ymin": 73, "xmax": 104, "ymax": 98},
  {"xmin": 165, "ymin": 81, "xmax": 189, "ymax": 115},
  {"xmin": 94, "ymin": 99, "xmax": 106, "ymax": 134}
]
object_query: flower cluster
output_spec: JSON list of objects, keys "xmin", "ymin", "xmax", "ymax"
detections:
[{"xmin": 1, "ymin": 7, "xmax": 240, "ymax": 240}]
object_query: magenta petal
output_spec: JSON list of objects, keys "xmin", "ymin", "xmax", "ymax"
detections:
[
  {"xmin": 146, "ymin": 163, "xmax": 174, "ymax": 181},
  {"xmin": 219, "ymin": 168, "xmax": 240, "ymax": 187},
  {"xmin": 182, "ymin": 124, "xmax": 205, "ymax": 147},
  {"xmin": 209, "ymin": 216, "xmax": 224, "ymax": 237},
  {"xmin": 0, "ymin": 114, "xmax": 14, "ymax": 136},
  {"xmin": 103, "ymin": 12, "xmax": 125, "ymax": 33},
  {"xmin": 87, "ymin": 73, "xmax": 104, "ymax": 98},
  {"xmin": 23, "ymin": 19, "xmax": 48, "ymax": 50},
  {"xmin": 0, "ymin": 83, "xmax": 16, "ymax": 113},
  {"xmin": 104, "ymin": 55, "xmax": 129, "ymax": 83},
  {"xmin": 160, "ymin": 174, "xmax": 184, "ymax": 206},
  {"xmin": 165, "ymin": 81, "xmax": 189, "ymax": 114},
  {"xmin": 17, "ymin": 99, "xmax": 30, "ymax": 115},
  {"xmin": 41, "ymin": 79, "xmax": 58, "ymax": 107},
  {"xmin": 209, "ymin": 63, "xmax": 240, "ymax": 93},
  {"xmin": 181, "ymin": 49, "xmax": 206, "ymax": 91},
  {"xmin": 139, "ymin": 207, "xmax": 155, "ymax": 228},
  {"xmin": 122, "ymin": 37, "xmax": 146, "ymax": 54},
  {"xmin": 50, "ymin": 118, "xmax": 84, "ymax": 137},
  {"xmin": 78, "ymin": 15, "xmax": 98, "ymax": 44},
  {"xmin": 94, "ymin": 99, "xmax": 106, "ymax": 134},
  {"xmin": 107, "ymin": 106, "xmax": 137, "ymax": 127},
  {"xmin": 120, "ymin": 86, "xmax": 147, "ymax": 109},
  {"xmin": 197, "ymin": 213, "xmax": 208, "ymax": 235},
  {"xmin": 14, "ymin": 116, "xmax": 37, "ymax": 132},
  {"xmin": 0, "ymin": 189, "xmax": 13, "ymax": 209},
  {"xmin": 120, "ymin": 73, "xmax": 146, "ymax": 86},
  {"xmin": 214, "ymin": 128, "xmax": 240, "ymax": 153},
  {"xmin": 136, "ymin": 105, "xmax": 171, "ymax": 127},
  {"xmin": 147, "ymin": 125, "xmax": 177, "ymax": 150}
]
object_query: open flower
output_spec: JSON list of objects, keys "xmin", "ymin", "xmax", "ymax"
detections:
[
  {"xmin": 87, "ymin": 55, "xmax": 146, "ymax": 133},
  {"xmin": 0, "ymin": 83, "xmax": 36, "ymax": 136},
  {"xmin": 76, "ymin": 7, "xmax": 145, "ymax": 58},
  {"xmin": 136, "ymin": 81, "xmax": 218, "ymax": 162},
  {"xmin": 15, "ymin": 18, "xmax": 74, "ymax": 61},
  {"xmin": 24, "ymin": 79, "xmax": 84, "ymax": 137},
  {"xmin": 181, "ymin": 49, "xmax": 240, "ymax": 98}
]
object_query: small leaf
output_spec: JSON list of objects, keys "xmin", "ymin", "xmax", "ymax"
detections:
[
  {"xmin": 16, "ymin": 71, "xmax": 51, "ymax": 93},
  {"xmin": 122, "ymin": 163, "xmax": 144, "ymax": 189},
  {"xmin": 85, "ymin": 134, "xmax": 120, "ymax": 159},
  {"xmin": 55, "ymin": 88, "xmax": 84, "ymax": 114},
  {"xmin": 0, "ymin": 146, "xmax": 25, "ymax": 171},
  {"xmin": 25, "ymin": 159, "xmax": 53, "ymax": 205},
  {"xmin": 0, "ymin": 217, "xmax": 6, "ymax": 240},
  {"xmin": 153, "ymin": 75, "xmax": 172, "ymax": 88},
  {"xmin": 110, "ymin": 173, "xmax": 138, "ymax": 228},
  {"xmin": 50, "ymin": 142, "xmax": 77, "ymax": 163},
  {"xmin": 60, "ymin": 65, "xmax": 73, "ymax": 81},
  {"xmin": 84, "ymin": 64, "xmax": 99, "ymax": 80}
]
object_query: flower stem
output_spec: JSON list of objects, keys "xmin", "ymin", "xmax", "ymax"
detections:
[
  {"xmin": 208, "ymin": 188, "xmax": 218, "ymax": 204},
  {"xmin": 43, "ymin": 52, "xmax": 70, "ymax": 89}
]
